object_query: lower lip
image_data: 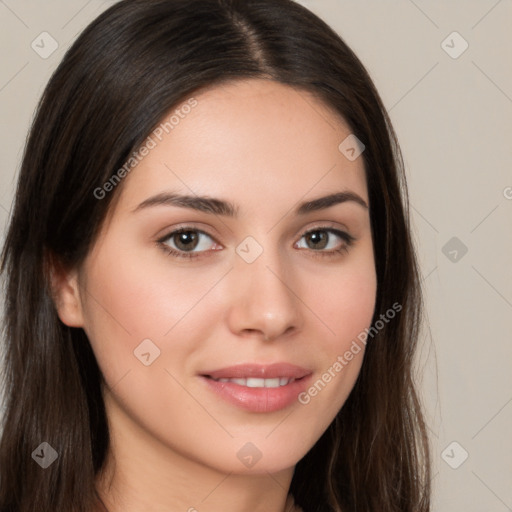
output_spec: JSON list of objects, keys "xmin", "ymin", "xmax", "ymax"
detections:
[{"xmin": 200, "ymin": 375, "xmax": 312, "ymax": 413}]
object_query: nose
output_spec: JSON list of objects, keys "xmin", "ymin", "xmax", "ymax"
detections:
[{"xmin": 225, "ymin": 243, "xmax": 303, "ymax": 342}]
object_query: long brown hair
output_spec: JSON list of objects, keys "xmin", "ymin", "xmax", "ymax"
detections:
[{"xmin": 0, "ymin": 1, "xmax": 430, "ymax": 510}]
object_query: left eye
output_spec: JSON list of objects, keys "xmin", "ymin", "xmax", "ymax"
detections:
[
  {"xmin": 295, "ymin": 228, "xmax": 352, "ymax": 252},
  {"xmin": 158, "ymin": 226, "xmax": 354, "ymax": 259}
]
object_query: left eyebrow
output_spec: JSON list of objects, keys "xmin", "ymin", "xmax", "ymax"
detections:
[
  {"xmin": 131, "ymin": 190, "xmax": 368, "ymax": 216},
  {"xmin": 296, "ymin": 191, "xmax": 368, "ymax": 214}
]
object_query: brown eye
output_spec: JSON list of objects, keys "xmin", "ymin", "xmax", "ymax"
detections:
[
  {"xmin": 172, "ymin": 231, "xmax": 200, "ymax": 251},
  {"xmin": 304, "ymin": 230, "xmax": 329, "ymax": 250},
  {"xmin": 158, "ymin": 228, "xmax": 218, "ymax": 259},
  {"xmin": 295, "ymin": 227, "xmax": 356, "ymax": 257}
]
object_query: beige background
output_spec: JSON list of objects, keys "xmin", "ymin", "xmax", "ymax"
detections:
[{"xmin": 1, "ymin": 1, "xmax": 511, "ymax": 510}]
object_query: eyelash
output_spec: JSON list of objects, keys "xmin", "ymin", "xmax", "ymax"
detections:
[{"xmin": 157, "ymin": 225, "xmax": 356, "ymax": 261}]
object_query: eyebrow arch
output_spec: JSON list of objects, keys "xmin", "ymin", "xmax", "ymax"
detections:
[{"xmin": 131, "ymin": 190, "xmax": 368, "ymax": 216}]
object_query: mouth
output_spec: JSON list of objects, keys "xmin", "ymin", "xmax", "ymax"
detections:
[
  {"xmin": 201, "ymin": 362, "xmax": 311, "ymax": 381},
  {"xmin": 199, "ymin": 363, "xmax": 312, "ymax": 413},
  {"xmin": 205, "ymin": 376, "xmax": 299, "ymax": 387}
]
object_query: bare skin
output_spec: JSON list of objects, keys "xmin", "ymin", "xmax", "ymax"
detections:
[{"xmin": 53, "ymin": 78, "xmax": 376, "ymax": 512}]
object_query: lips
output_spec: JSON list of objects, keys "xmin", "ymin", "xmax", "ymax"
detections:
[
  {"xmin": 202, "ymin": 363, "xmax": 311, "ymax": 380},
  {"xmin": 199, "ymin": 363, "xmax": 312, "ymax": 413}
]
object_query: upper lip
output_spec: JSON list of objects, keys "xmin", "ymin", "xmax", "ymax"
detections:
[{"xmin": 202, "ymin": 363, "xmax": 312, "ymax": 380}]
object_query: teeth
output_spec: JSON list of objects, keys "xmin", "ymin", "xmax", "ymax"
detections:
[
  {"xmin": 262, "ymin": 378, "xmax": 280, "ymax": 388},
  {"xmin": 246, "ymin": 378, "xmax": 265, "ymax": 388},
  {"xmin": 212, "ymin": 377, "xmax": 295, "ymax": 387}
]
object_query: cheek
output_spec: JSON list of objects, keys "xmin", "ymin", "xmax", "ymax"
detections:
[
  {"xmin": 296, "ymin": 253, "xmax": 376, "ymax": 417},
  {"xmin": 79, "ymin": 245, "xmax": 226, "ymax": 381},
  {"xmin": 314, "ymin": 256, "xmax": 377, "ymax": 354}
]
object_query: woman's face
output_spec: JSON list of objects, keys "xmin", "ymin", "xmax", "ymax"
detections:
[{"xmin": 66, "ymin": 79, "xmax": 376, "ymax": 476}]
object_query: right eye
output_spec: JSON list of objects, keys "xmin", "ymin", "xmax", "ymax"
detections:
[{"xmin": 157, "ymin": 227, "xmax": 221, "ymax": 259}]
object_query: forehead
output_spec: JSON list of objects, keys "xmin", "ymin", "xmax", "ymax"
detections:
[{"xmin": 108, "ymin": 79, "xmax": 368, "ymax": 220}]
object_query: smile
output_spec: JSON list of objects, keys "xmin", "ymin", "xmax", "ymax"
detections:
[
  {"xmin": 200, "ymin": 363, "xmax": 312, "ymax": 413},
  {"xmin": 209, "ymin": 377, "xmax": 296, "ymax": 387}
]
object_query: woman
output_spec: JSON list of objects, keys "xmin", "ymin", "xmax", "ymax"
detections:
[{"xmin": 0, "ymin": 0, "xmax": 431, "ymax": 511}]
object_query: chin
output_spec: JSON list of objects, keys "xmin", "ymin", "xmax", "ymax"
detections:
[{"xmin": 205, "ymin": 428, "xmax": 320, "ymax": 476}]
